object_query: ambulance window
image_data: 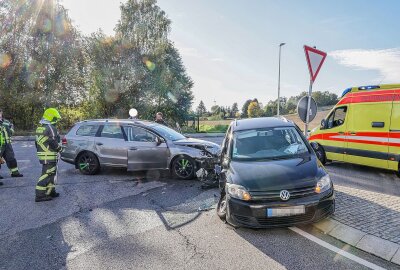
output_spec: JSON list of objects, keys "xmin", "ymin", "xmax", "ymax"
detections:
[{"xmin": 326, "ymin": 107, "xmax": 347, "ymax": 129}]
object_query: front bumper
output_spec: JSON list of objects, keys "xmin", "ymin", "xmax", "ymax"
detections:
[{"xmin": 226, "ymin": 190, "xmax": 335, "ymax": 228}]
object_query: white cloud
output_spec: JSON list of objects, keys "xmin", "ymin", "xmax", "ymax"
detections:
[{"xmin": 330, "ymin": 48, "xmax": 400, "ymax": 82}]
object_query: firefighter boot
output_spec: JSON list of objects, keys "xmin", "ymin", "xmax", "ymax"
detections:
[{"xmin": 35, "ymin": 195, "xmax": 53, "ymax": 202}]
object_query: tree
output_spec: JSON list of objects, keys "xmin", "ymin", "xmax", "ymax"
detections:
[
  {"xmin": 196, "ymin": 100, "xmax": 207, "ymax": 116},
  {"xmin": 211, "ymin": 105, "xmax": 221, "ymax": 115},
  {"xmin": 231, "ymin": 102, "xmax": 239, "ymax": 118},
  {"xmin": 248, "ymin": 101, "xmax": 263, "ymax": 118},
  {"xmin": 241, "ymin": 99, "xmax": 252, "ymax": 118}
]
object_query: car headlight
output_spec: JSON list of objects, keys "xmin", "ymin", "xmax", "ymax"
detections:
[
  {"xmin": 315, "ymin": 174, "xmax": 331, "ymax": 194},
  {"xmin": 226, "ymin": 183, "xmax": 251, "ymax": 201}
]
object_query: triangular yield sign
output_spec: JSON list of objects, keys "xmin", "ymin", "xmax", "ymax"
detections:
[{"xmin": 304, "ymin": 45, "xmax": 327, "ymax": 83}]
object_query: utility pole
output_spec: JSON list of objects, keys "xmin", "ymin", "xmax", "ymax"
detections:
[{"xmin": 277, "ymin": 43, "xmax": 286, "ymax": 116}]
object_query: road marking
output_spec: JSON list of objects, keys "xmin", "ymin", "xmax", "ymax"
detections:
[{"xmin": 289, "ymin": 227, "xmax": 386, "ymax": 270}]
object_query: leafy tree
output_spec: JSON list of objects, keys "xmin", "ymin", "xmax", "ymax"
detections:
[
  {"xmin": 196, "ymin": 100, "xmax": 207, "ymax": 116},
  {"xmin": 241, "ymin": 99, "xmax": 252, "ymax": 118},
  {"xmin": 248, "ymin": 101, "xmax": 263, "ymax": 118},
  {"xmin": 231, "ymin": 102, "xmax": 239, "ymax": 118}
]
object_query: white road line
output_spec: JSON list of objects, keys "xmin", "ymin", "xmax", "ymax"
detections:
[{"xmin": 289, "ymin": 227, "xmax": 386, "ymax": 270}]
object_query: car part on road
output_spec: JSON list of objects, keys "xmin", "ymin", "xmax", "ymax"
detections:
[
  {"xmin": 172, "ymin": 156, "xmax": 195, "ymax": 180},
  {"xmin": 77, "ymin": 152, "xmax": 100, "ymax": 175}
]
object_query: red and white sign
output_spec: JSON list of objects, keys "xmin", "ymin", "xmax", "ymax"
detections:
[{"xmin": 304, "ymin": 45, "xmax": 327, "ymax": 83}]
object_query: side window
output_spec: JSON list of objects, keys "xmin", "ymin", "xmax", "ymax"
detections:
[
  {"xmin": 100, "ymin": 124, "xmax": 124, "ymax": 139},
  {"xmin": 123, "ymin": 126, "xmax": 156, "ymax": 142},
  {"xmin": 325, "ymin": 107, "xmax": 347, "ymax": 129},
  {"xmin": 76, "ymin": 125, "xmax": 99, "ymax": 137}
]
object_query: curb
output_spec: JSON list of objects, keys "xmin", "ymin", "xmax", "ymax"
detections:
[{"xmin": 312, "ymin": 218, "xmax": 400, "ymax": 265}]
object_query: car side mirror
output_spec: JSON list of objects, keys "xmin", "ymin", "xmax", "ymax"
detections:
[
  {"xmin": 222, "ymin": 157, "xmax": 230, "ymax": 169},
  {"xmin": 156, "ymin": 136, "xmax": 163, "ymax": 146},
  {"xmin": 310, "ymin": 142, "xmax": 319, "ymax": 152},
  {"xmin": 320, "ymin": 119, "xmax": 326, "ymax": 129}
]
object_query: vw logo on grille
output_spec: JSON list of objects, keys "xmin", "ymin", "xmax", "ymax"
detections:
[{"xmin": 280, "ymin": 190, "xmax": 290, "ymax": 201}]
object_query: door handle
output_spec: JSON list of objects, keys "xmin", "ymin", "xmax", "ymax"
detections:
[
  {"xmin": 129, "ymin": 147, "xmax": 138, "ymax": 151},
  {"xmin": 349, "ymin": 131, "xmax": 356, "ymax": 135},
  {"xmin": 338, "ymin": 132, "xmax": 345, "ymax": 135},
  {"xmin": 96, "ymin": 142, "xmax": 103, "ymax": 146}
]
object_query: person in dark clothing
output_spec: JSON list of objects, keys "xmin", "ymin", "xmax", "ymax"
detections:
[
  {"xmin": 0, "ymin": 109, "xmax": 23, "ymax": 179},
  {"xmin": 155, "ymin": 112, "xmax": 167, "ymax": 126}
]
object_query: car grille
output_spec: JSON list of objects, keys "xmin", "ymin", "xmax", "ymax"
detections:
[{"xmin": 249, "ymin": 185, "xmax": 316, "ymax": 201}]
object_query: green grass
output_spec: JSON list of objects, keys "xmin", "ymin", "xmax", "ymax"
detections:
[{"xmin": 198, "ymin": 124, "xmax": 229, "ymax": 133}]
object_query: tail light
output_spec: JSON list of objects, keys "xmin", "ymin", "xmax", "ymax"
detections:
[{"xmin": 62, "ymin": 137, "xmax": 67, "ymax": 145}]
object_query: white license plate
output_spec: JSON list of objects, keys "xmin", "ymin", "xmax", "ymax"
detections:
[{"xmin": 266, "ymin": 206, "xmax": 305, "ymax": 217}]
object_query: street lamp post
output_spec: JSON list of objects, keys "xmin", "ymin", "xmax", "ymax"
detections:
[{"xmin": 277, "ymin": 42, "xmax": 286, "ymax": 116}]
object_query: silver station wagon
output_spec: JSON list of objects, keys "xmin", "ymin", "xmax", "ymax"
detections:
[{"xmin": 61, "ymin": 119, "xmax": 220, "ymax": 179}]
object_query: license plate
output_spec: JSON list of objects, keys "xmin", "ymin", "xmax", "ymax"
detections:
[{"xmin": 266, "ymin": 206, "xmax": 305, "ymax": 217}]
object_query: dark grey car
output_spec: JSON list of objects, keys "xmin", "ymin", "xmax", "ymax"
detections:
[{"xmin": 61, "ymin": 119, "xmax": 220, "ymax": 179}]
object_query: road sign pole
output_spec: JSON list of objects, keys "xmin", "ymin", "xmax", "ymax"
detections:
[{"xmin": 305, "ymin": 80, "xmax": 313, "ymax": 137}]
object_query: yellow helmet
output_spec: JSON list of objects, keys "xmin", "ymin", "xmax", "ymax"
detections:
[{"xmin": 43, "ymin": 108, "xmax": 61, "ymax": 124}]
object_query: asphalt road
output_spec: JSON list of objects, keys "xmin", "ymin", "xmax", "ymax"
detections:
[{"xmin": 0, "ymin": 141, "xmax": 399, "ymax": 270}]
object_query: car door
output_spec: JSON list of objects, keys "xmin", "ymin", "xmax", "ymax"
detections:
[
  {"xmin": 122, "ymin": 125, "xmax": 169, "ymax": 171},
  {"xmin": 95, "ymin": 123, "xmax": 127, "ymax": 167},
  {"xmin": 320, "ymin": 106, "xmax": 348, "ymax": 161},
  {"xmin": 345, "ymin": 100, "xmax": 391, "ymax": 169}
]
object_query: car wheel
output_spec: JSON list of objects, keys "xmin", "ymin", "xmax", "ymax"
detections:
[
  {"xmin": 172, "ymin": 156, "xmax": 195, "ymax": 180},
  {"xmin": 314, "ymin": 144, "xmax": 327, "ymax": 165},
  {"xmin": 216, "ymin": 194, "xmax": 227, "ymax": 220},
  {"xmin": 77, "ymin": 152, "xmax": 100, "ymax": 175}
]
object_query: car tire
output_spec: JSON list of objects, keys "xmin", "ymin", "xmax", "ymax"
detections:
[
  {"xmin": 172, "ymin": 156, "xmax": 195, "ymax": 180},
  {"xmin": 314, "ymin": 144, "xmax": 327, "ymax": 165},
  {"xmin": 216, "ymin": 194, "xmax": 227, "ymax": 220},
  {"xmin": 77, "ymin": 152, "xmax": 100, "ymax": 175}
]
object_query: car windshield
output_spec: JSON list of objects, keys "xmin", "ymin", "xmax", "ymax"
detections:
[
  {"xmin": 150, "ymin": 124, "xmax": 186, "ymax": 141},
  {"xmin": 232, "ymin": 127, "xmax": 309, "ymax": 161}
]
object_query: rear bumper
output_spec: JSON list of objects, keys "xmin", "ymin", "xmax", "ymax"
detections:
[{"xmin": 226, "ymin": 190, "xmax": 335, "ymax": 228}]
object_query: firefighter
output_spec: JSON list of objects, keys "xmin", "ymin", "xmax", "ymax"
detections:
[
  {"xmin": 0, "ymin": 109, "xmax": 23, "ymax": 178},
  {"xmin": 35, "ymin": 108, "xmax": 62, "ymax": 202}
]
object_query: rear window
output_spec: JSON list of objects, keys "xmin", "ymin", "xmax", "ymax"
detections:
[
  {"xmin": 100, "ymin": 124, "xmax": 124, "ymax": 139},
  {"xmin": 76, "ymin": 125, "xmax": 99, "ymax": 137}
]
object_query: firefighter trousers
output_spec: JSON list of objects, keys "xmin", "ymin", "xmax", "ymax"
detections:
[
  {"xmin": 0, "ymin": 143, "xmax": 19, "ymax": 174},
  {"xmin": 36, "ymin": 163, "xmax": 57, "ymax": 198}
]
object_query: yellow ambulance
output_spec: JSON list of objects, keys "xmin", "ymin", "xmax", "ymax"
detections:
[{"xmin": 309, "ymin": 84, "xmax": 400, "ymax": 173}]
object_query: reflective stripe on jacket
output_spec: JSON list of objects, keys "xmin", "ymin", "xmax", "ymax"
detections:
[
  {"xmin": 35, "ymin": 122, "xmax": 61, "ymax": 164},
  {"xmin": 0, "ymin": 119, "xmax": 13, "ymax": 144}
]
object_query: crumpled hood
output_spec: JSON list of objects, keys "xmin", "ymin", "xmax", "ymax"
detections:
[
  {"xmin": 227, "ymin": 155, "xmax": 324, "ymax": 191},
  {"xmin": 173, "ymin": 137, "xmax": 221, "ymax": 154}
]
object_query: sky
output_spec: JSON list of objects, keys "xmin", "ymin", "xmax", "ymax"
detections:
[{"xmin": 62, "ymin": 0, "xmax": 400, "ymax": 111}]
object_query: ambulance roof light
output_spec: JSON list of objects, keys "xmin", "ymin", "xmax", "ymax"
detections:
[
  {"xmin": 341, "ymin": 88, "xmax": 352, "ymax": 97},
  {"xmin": 358, "ymin": 85, "xmax": 380, "ymax": 90}
]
